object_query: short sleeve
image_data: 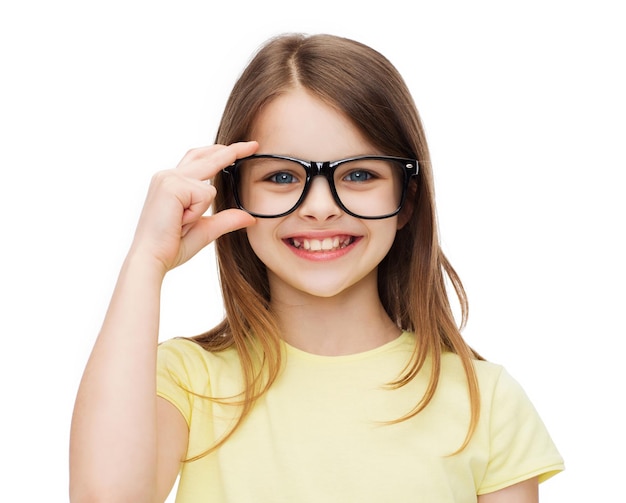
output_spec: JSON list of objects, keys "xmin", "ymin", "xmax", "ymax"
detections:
[
  {"xmin": 477, "ymin": 367, "xmax": 564, "ymax": 494},
  {"xmin": 156, "ymin": 338, "xmax": 204, "ymax": 427}
]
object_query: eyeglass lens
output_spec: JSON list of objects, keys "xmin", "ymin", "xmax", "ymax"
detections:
[{"xmin": 235, "ymin": 157, "xmax": 406, "ymax": 218}]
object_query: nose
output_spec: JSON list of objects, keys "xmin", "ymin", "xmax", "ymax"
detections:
[{"xmin": 297, "ymin": 176, "xmax": 342, "ymax": 221}]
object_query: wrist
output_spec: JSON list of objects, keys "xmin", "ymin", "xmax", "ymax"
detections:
[{"xmin": 121, "ymin": 248, "xmax": 169, "ymax": 285}]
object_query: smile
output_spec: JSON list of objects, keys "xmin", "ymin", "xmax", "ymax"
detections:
[{"xmin": 288, "ymin": 236, "xmax": 355, "ymax": 252}]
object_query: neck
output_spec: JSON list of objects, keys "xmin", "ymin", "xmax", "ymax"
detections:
[{"xmin": 269, "ymin": 273, "xmax": 401, "ymax": 356}]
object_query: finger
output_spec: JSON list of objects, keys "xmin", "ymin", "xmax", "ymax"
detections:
[
  {"xmin": 179, "ymin": 181, "xmax": 216, "ymax": 227},
  {"xmin": 176, "ymin": 141, "xmax": 258, "ymax": 181},
  {"xmin": 181, "ymin": 209, "xmax": 256, "ymax": 252}
]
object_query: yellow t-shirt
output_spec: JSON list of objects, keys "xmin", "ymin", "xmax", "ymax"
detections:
[{"xmin": 157, "ymin": 332, "xmax": 563, "ymax": 502}]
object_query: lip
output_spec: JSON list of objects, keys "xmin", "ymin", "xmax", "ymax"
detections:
[{"xmin": 282, "ymin": 232, "xmax": 362, "ymax": 261}]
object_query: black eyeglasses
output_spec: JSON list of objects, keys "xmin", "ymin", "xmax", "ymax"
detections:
[{"xmin": 223, "ymin": 154, "xmax": 418, "ymax": 219}]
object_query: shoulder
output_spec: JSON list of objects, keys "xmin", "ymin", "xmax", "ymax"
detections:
[
  {"xmin": 439, "ymin": 351, "xmax": 506, "ymax": 391},
  {"xmin": 158, "ymin": 337, "xmax": 240, "ymax": 370},
  {"xmin": 156, "ymin": 337, "xmax": 245, "ymax": 427},
  {"xmin": 439, "ymin": 352, "xmax": 543, "ymax": 418},
  {"xmin": 471, "ymin": 358, "xmax": 537, "ymax": 416},
  {"xmin": 157, "ymin": 337, "xmax": 242, "ymax": 395}
]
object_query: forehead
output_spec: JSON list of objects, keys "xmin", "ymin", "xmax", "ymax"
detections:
[{"xmin": 249, "ymin": 88, "xmax": 378, "ymax": 161}]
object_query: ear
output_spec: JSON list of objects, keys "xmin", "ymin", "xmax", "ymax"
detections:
[{"xmin": 397, "ymin": 179, "xmax": 417, "ymax": 229}]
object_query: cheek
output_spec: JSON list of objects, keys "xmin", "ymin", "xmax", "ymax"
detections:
[
  {"xmin": 244, "ymin": 223, "xmax": 274, "ymax": 265},
  {"xmin": 374, "ymin": 220, "xmax": 400, "ymax": 256}
]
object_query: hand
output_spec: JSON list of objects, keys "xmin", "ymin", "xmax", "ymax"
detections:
[{"xmin": 129, "ymin": 141, "xmax": 258, "ymax": 275}]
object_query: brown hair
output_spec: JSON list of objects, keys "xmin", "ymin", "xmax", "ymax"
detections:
[{"xmin": 190, "ymin": 33, "xmax": 482, "ymax": 458}]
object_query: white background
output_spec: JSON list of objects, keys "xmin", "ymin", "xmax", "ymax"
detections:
[{"xmin": 1, "ymin": 0, "xmax": 624, "ymax": 501}]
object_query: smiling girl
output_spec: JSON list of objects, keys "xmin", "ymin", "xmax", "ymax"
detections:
[{"xmin": 70, "ymin": 34, "xmax": 564, "ymax": 502}]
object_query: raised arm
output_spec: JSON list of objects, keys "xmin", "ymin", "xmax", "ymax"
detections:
[{"xmin": 69, "ymin": 142, "xmax": 257, "ymax": 503}]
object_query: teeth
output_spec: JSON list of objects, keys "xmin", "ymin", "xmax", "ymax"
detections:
[{"xmin": 291, "ymin": 236, "xmax": 353, "ymax": 252}]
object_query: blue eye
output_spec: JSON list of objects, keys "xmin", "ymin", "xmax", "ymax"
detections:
[
  {"xmin": 343, "ymin": 170, "xmax": 373, "ymax": 182},
  {"xmin": 269, "ymin": 172, "xmax": 297, "ymax": 184}
]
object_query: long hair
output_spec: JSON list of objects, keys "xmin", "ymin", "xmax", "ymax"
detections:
[{"xmin": 190, "ymin": 33, "xmax": 482, "ymax": 458}]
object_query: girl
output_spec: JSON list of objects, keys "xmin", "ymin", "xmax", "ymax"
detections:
[{"xmin": 70, "ymin": 34, "xmax": 564, "ymax": 502}]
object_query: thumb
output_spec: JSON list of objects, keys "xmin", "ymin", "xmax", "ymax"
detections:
[
  {"xmin": 182, "ymin": 209, "xmax": 256, "ymax": 254},
  {"xmin": 204, "ymin": 209, "xmax": 256, "ymax": 241}
]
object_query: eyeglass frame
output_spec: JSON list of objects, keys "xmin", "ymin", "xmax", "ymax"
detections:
[{"xmin": 222, "ymin": 154, "xmax": 419, "ymax": 220}]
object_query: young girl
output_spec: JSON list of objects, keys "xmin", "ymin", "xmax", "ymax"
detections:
[{"xmin": 70, "ymin": 34, "xmax": 564, "ymax": 502}]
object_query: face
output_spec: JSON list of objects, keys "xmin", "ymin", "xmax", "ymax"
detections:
[{"xmin": 245, "ymin": 88, "xmax": 401, "ymax": 303}]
